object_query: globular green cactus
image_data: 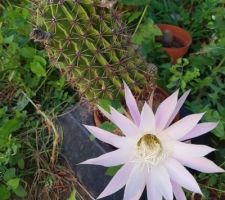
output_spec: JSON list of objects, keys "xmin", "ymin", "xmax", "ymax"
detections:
[{"xmin": 31, "ymin": 0, "xmax": 157, "ymax": 102}]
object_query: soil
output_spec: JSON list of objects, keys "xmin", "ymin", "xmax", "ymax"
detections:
[
  {"xmin": 0, "ymin": 83, "xmax": 17, "ymax": 103},
  {"xmin": 156, "ymin": 35, "xmax": 184, "ymax": 48}
]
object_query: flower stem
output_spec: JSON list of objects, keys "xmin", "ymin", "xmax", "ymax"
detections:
[{"xmin": 132, "ymin": 4, "xmax": 150, "ymax": 37}]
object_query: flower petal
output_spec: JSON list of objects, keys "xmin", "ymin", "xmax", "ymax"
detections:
[
  {"xmin": 181, "ymin": 122, "xmax": 218, "ymax": 141},
  {"xmin": 110, "ymin": 107, "xmax": 140, "ymax": 136},
  {"xmin": 151, "ymin": 166, "xmax": 173, "ymax": 200},
  {"xmin": 140, "ymin": 103, "xmax": 155, "ymax": 133},
  {"xmin": 84, "ymin": 125, "xmax": 128, "ymax": 148},
  {"xmin": 97, "ymin": 162, "xmax": 133, "ymax": 199},
  {"xmin": 174, "ymin": 156, "xmax": 225, "ymax": 173},
  {"xmin": 164, "ymin": 158, "xmax": 202, "ymax": 194},
  {"xmin": 147, "ymin": 174, "xmax": 163, "ymax": 200},
  {"xmin": 163, "ymin": 113, "xmax": 204, "ymax": 140},
  {"xmin": 123, "ymin": 165, "xmax": 146, "ymax": 200},
  {"xmin": 124, "ymin": 82, "xmax": 141, "ymax": 126},
  {"xmin": 166, "ymin": 90, "xmax": 191, "ymax": 128},
  {"xmin": 80, "ymin": 149, "xmax": 132, "ymax": 167},
  {"xmin": 171, "ymin": 181, "xmax": 187, "ymax": 200},
  {"xmin": 173, "ymin": 141, "xmax": 215, "ymax": 158},
  {"xmin": 155, "ymin": 90, "xmax": 179, "ymax": 130}
]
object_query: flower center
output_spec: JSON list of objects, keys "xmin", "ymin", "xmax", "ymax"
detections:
[{"xmin": 136, "ymin": 134, "xmax": 166, "ymax": 166}]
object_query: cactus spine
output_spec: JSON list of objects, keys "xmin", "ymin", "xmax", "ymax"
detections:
[{"xmin": 32, "ymin": 0, "xmax": 157, "ymax": 102}]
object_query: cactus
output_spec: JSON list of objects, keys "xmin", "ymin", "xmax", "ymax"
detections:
[{"xmin": 31, "ymin": 0, "xmax": 157, "ymax": 102}]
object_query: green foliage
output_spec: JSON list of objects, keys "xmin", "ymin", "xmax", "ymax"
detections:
[
  {"xmin": 132, "ymin": 19, "xmax": 164, "ymax": 59},
  {"xmin": 0, "ymin": 108, "xmax": 27, "ymax": 199},
  {"xmin": 99, "ymin": 121, "xmax": 117, "ymax": 133},
  {"xmin": 105, "ymin": 165, "xmax": 121, "ymax": 176},
  {"xmin": 67, "ymin": 189, "xmax": 76, "ymax": 200},
  {"xmin": 118, "ymin": 0, "xmax": 150, "ymax": 6},
  {"xmin": 0, "ymin": 2, "xmax": 76, "ymax": 199},
  {"xmin": 149, "ymin": 0, "xmax": 220, "ymax": 51},
  {"xmin": 0, "ymin": 5, "xmax": 48, "ymax": 97}
]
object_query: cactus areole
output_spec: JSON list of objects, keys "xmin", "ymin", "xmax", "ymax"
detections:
[{"xmin": 31, "ymin": 0, "xmax": 157, "ymax": 102}]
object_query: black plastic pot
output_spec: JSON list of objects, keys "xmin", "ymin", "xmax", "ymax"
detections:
[{"xmin": 58, "ymin": 102, "xmax": 147, "ymax": 199}]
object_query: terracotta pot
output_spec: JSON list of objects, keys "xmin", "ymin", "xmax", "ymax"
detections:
[
  {"xmin": 94, "ymin": 87, "xmax": 180, "ymax": 127},
  {"xmin": 157, "ymin": 24, "xmax": 192, "ymax": 64}
]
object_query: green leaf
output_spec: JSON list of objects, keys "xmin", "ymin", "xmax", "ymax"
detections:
[
  {"xmin": 4, "ymin": 35, "xmax": 14, "ymax": 44},
  {"xmin": 127, "ymin": 11, "xmax": 142, "ymax": 23},
  {"xmin": 0, "ymin": 185, "xmax": 10, "ymax": 200},
  {"xmin": 18, "ymin": 158, "xmax": 25, "ymax": 169},
  {"xmin": 4, "ymin": 168, "xmax": 16, "ymax": 181},
  {"xmin": 34, "ymin": 55, "xmax": 47, "ymax": 66},
  {"xmin": 204, "ymin": 111, "xmax": 225, "ymax": 138},
  {"xmin": 14, "ymin": 185, "xmax": 27, "ymax": 198},
  {"xmin": 20, "ymin": 47, "xmax": 36, "ymax": 58},
  {"xmin": 0, "ymin": 117, "xmax": 22, "ymax": 146},
  {"xmin": 30, "ymin": 62, "xmax": 47, "ymax": 77},
  {"xmin": 132, "ymin": 20, "xmax": 161, "ymax": 45},
  {"xmin": 0, "ymin": 32, "xmax": 4, "ymax": 44},
  {"xmin": 208, "ymin": 175, "xmax": 217, "ymax": 186},
  {"xmin": 0, "ymin": 107, "xmax": 6, "ymax": 118},
  {"xmin": 99, "ymin": 122, "xmax": 117, "ymax": 132},
  {"xmin": 119, "ymin": 0, "xmax": 150, "ymax": 6},
  {"xmin": 7, "ymin": 178, "xmax": 20, "ymax": 190},
  {"xmin": 213, "ymin": 122, "xmax": 224, "ymax": 139},
  {"xmin": 106, "ymin": 166, "xmax": 122, "ymax": 176},
  {"xmin": 67, "ymin": 189, "xmax": 76, "ymax": 200}
]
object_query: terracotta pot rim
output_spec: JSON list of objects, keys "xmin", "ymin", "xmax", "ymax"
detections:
[
  {"xmin": 93, "ymin": 86, "xmax": 180, "ymax": 127},
  {"xmin": 157, "ymin": 24, "xmax": 192, "ymax": 49}
]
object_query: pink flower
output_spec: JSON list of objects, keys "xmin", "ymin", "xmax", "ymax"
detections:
[{"xmin": 81, "ymin": 82, "xmax": 224, "ymax": 200}]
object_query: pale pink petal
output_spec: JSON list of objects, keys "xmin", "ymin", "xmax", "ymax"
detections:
[
  {"xmin": 163, "ymin": 113, "xmax": 204, "ymax": 140},
  {"xmin": 166, "ymin": 90, "xmax": 191, "ymax": 128},
  {"xmin": 174, "ymin": 156, "xmax": 225, "ymax": 173},
  {"xmin": 140, "ymin": 103, "xmax": 155, "ymax": 133},
  {"xmin": 124, "ymin": 82, "xmax": 141, "ymax": 126},
  {"xmin": 164, "ymin": 158, "xmax": 202, "ymax": 194},
  {"xmin": 147, "ymin": 174, "xmax": 163, "ymax": 200},
  {"xmin": 110, "ymin": 107, "xmax": 140, "ymax": 136},
  {"xmin": 151, "ymin": 166, "xmax": 173, "ymax": 200},
  {"xmin": 123, "ymin": 165, "xmax": 146, "ymax": 200},
  {"xmin": 181, "ymin": 122, "xmax": 218, "ymax": 141},
  {"xmin": 171, "ymin": 181, "xmax": 187, "ymax": 200},
  {"xmin": 97, "ymin": 105, "xmax": 112, "ymax": 121},
  {"xmin": 155, "ymin": 90, "xmax": 179, "ymax": 130},
  {"xmin": 84, "ymin": 125, "xmax": 127, "ymax": 148},
  {"xmin": 80, "ymin": 149, "xmax": 132, "ymax": 167},
  {"xmin": 173, "ymin": 141, "xmax": 215, "ymax": 158},
  {"xmin": 97, "ymin": 162, "xmax": 133, "ymax": 199}
]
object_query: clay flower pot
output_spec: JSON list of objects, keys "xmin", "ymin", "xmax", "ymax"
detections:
[
  {"xmin": 157, "ymin": 24, "xmax": 192, "ymax": 64},
  {"xmin": 94, "ymin": 87, "xmax": 180, "ymax": 127}
]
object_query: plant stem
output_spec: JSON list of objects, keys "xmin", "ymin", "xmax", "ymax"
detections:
[
  {"xmin": 217, "ymin": 55, "xmax": 225, "ymax": 68},
  {"xmin": 212, "ymin": 55, "xmax": 225, "ymax": 75},
  {"xmin": 22, "ymin": 91, "xmax": 60, "ymax": 169},
  {"xmin": 199, "ymin": 183, "xmax": 225, "ymax": 193},
  {"xmin": 132, "ymin": 4, "xmax": 149, "ymax": 37}
]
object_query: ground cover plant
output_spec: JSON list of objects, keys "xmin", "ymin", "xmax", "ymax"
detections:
[
  {"xmin": 0, "ymin": 1, "xmax": 77, "ymax": 199},
  {"xmin": 0, "ymin": 0, "xmax": 224, "ymax": 199}
]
